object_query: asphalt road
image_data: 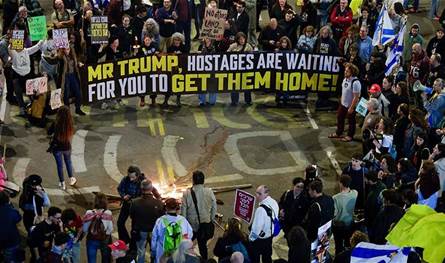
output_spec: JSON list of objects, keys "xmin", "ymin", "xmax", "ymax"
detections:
[{"xmin": 0, "ymin": 0, "xmax": 444, "ymax": 261}]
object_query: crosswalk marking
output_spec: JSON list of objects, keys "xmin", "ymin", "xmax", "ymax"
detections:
[
  {"xmin": 149, "ymin": 118, "xmax": 165, "ymax": 136},
  {"xmin": 104, "ymin": 135, "xmax": 124, "ymax": 183},
  {"xmin": 192, "ymin": 108, "xmax": 210, "ymax": 128},
  {"xmin": 156, "ymin": 159, "xmax": 167, "ymax": 186},
  {"xmin": 72, "ymin": 129, "xmax": 88, "ymax": 173}
]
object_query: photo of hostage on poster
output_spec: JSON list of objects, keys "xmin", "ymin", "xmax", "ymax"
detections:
[{"xmin": 81, "ymin": 51, "xmax": 342, "ymax": 104}]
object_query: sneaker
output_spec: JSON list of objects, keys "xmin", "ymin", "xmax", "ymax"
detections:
[
  {"xmin": 69, "ymin": 177, "xmax": 77, "ymax": 186},
  {"xmin": 59, "ymin": 181, "xmax": 66, "ymax": 190}
]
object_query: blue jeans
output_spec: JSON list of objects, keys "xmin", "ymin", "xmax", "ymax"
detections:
[
  {"xmin": 430, "ymin": 0, "xmax": 439, "ymax": 17},
  {"xmin": 198, "ymin": 93, "xmax": 217, "ymax": 105},
  {"xmin": 64, "ymin": 73, "xmax": 82, "ymax": 111},
  {"xmin": 136, "ymin": 231, "xmax": 150, "ymax": 263},
  {"xmin": 231, "ymin": 92, "xmax": 252, "ymax": 105},
  {"xmin": 86, "ymin": 239, "xmax": 111, "ymax": 263},
  {"xmin": 53, "ymin": 150, "xmax": 73, "ymax": 183},
  {"xmin": 71, "ymin": 241, "xmax": 81, "ymax": 263}
]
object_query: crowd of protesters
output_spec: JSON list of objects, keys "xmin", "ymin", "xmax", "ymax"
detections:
[{"xmin": 1, "ymin": 0, "xmax": 445, "ymax": 261}]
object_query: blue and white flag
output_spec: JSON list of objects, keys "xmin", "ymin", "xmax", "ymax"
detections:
[
  {"xmin": 372, "ymin": 5, "xmax": 396, "ymax": 46},
  {"xmin": 351, "ymin": 242, "xmax": 410, "ymax": 263},
  {"xmin": 385, "ymin": 22, "xmax": 406, "ymax": 76}
]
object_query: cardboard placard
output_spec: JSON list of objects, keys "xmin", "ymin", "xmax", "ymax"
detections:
[
  {"xmin": 233, "ymin": 189, "xmax": 256, "ymax": 224},
  {"xmin": 53, "ymin": 28, "xmax": 69, "ymax": 49},
  {"xmin": 91, "ymin": 16, "xmax": 109, "ymax": 44},
  {"xmin": 356, "ymin": 98, "xmax": 368, "ymax": 117},
  {"xmin": 28, "ymin": 16, "xmax": 47, "ymax": 41},
  {"xmin": 199, "ymin": 8, "xmax": 227, "ymax": 40},
  {"xmin": 311, "ymin": 220, "xmax": 332, "ymax": 263},
  {"xmin": 50, "ymin": 89, "xmax": 63, "ymax": 110},
  {"xmin": 26, "ymin": 77, "xmax": 48, "ymax": 95},
  {"xmin": 11, "ymin": 30, "xmax": 25, "ymax": 50}
]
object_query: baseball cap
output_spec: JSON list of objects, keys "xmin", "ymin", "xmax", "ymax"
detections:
[
  {"xmin": 108, "ymin": 240, "xmax": 129, "ymax": 251},
  {"xmin": 369, "ymin": 84, "xmax": 381, "ymax": 93}
]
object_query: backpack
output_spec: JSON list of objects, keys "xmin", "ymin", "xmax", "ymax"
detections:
[
  {"xmin": 87, "ymin": 212, "xmax": 107, "ymax": 241},
  {"xmin": 260, "ymin": 204, "xmax": 281, "ymax": 237},
  {"xmin": 163, "ymin": 218, "xmax": 183, "ymax": 254}
]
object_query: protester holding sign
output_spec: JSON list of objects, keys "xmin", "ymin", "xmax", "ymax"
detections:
[
  {"xmin": 213, "ymin": 218, "xmax": 250, "ymax": 262},
  {"xmin": 28, "ymin": 15, "xmax": 47, "ymax": 41},
  {"xmin": 8, "ymin": 39, "xmax": 43, "ymax": 116},
  {"xmin": 39, "ymin": 30, "xmax": 59, "ymax": 86}
]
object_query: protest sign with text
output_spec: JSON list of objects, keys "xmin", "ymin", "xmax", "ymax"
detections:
[
  {"xmin": 11, "ymin": 30, "xmax": 25, "ymax": 50},
  {"xmin": 91, "ymin": 16, "xmax": 109, "ymax": 44},
  {"xmin": 82, "ymin": 52, "xmax": 342, "ymax": 104},
  {"xmin": 199, "ymin": 8, "xmax": 227, "ymax": 40},
  {"xmin": 26, "ymin": 77, "xmax": 48, "ymax": 95},
  {"xmin": 28, "ymin": 16, "xmax": 47, "ymax": 41},
  {"xmin": 233, "ymin": 189, "xmax": 256, "ymax": 224},
  {"xmin": 53, "ymin": 28, "xmax": 69, "ymax": 48}
]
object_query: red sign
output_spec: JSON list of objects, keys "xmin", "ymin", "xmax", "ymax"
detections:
[{"xmin": 233, "ymin": 189, "xmax": 256, "ymax": 224}]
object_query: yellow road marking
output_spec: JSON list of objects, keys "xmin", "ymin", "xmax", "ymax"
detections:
[
  {"xmin": 192, "ymin": 108, "xmax": 210, "ymax": 128},
  {"xmin": 211, "ymin": 107, "xmax": 251, "ymax": 129}
]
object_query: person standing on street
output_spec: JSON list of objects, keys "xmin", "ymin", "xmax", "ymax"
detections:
[
  {"xmin": 48, "ymin": 106, "xmax": 77, "ymax": 191},
  {"xmin": 304, "ymin": 180, "xmax": 335, "ymax": 243},
  {"xmin": 181, "ymin": 171, "xmax": 217, "ymax": 261},
  {"xmin": 332, "ymin": 175, "xmax": 358, "ymax": 255},
  {"xmin": 129, "ymin": 179, "xmax": 165, "ymax": 263},
  {"xmin": 117, "ymin": 166, "xmax": 145, "ymax": 244},
  {"xmin": 249, "ymin": 185, "xmax": 279, "ymax": 263}
]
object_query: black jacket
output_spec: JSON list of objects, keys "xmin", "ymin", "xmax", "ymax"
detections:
[
  {"xmin": 278, "ymin": 190, "xmax": 310, "ymax": 233},
  {"xmin": 130, "ymin": 193, "xmax": 164, "ymax": 232},
  {"xmin": 393, "ymin": 116, "xmax": 410, "ymax": 158},
  {"xmin": 229, "ymin": 11, "xmax": 249, "ymax": 36},
  {"xmin": 426, "ymin": 36, "xmax": 445, "ymax": 58},
  {"xmin": 259, "ymin": 26, "xmax": 282, "ymax": 50},
  {"xmin": 304, "ymin": 194, "xmax": 334, "ymax": 242},
  {"xmin": 213, "ymin": 235, "xmax": 248, "ymax": 261},
  {"xmin": 371, "ymin": 204, "xmax": 404, "ymax": 244}
]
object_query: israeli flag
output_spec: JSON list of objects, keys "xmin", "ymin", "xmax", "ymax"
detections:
[
  {"xmin": 372, "ymin": 5, "xmax": 396, "ymax": 46},
  {"xmin": 351, "ymin": 242, "xmax": 410, "ymax": 263},
  {"xmin": 385, "ymin": 22, "xmax": 406, "ymax": 76}
]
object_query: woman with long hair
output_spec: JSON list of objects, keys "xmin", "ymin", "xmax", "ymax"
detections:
[
  {"xmin": 48, "ymin": 106, "xmax": 76, "ymax": 190},
  {"xmin": 287, "ymin": 226, "xmax": 310, "ymax": 263},
  {"xmin": 389, "ymin": 81, "xmax": 410, "ymax": 120},
  {"xmin": 213, "ymin": 217, "xmax": 250, "ymax": 262},
  {"xmin": 167, "ymin": 240, "xmax": 200, "ymax": 263},
  {"xmin": 415, "ymin": 160, "xmax": 441, "ymax": 209},
  {"xmin": 393, "ymin": 103, "xmax": 410, "ymax": 159}
]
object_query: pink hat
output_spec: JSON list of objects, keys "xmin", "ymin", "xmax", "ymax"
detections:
[
  {"xmin": 108, "ymin": 240, "xmax": 128, "ymax": 251},
  {"xmin": 369, "ymin": 84, "xmax": 381, "ymax": 93}
]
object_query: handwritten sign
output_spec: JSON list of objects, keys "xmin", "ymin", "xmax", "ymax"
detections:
[
  {"xmin": 26, "ymin": 77, "xmax": 47, "ymax": 95},
  {"xmin": 50, "ymin": 89, "xmax": 63, "ymax": 110},
  {"xmin": 356, "ymin": 98, "xmax": 368, "ymax": 117},
  {"xmin": 53, "ymin": 28, "xmax": 69, "ymax": 49},
  {"xmin": 11, "ymin": 30, "xmax": 25, "ymax": 50},
  {"xmin": 91, "ymin": 16, "xmax": 109, "ymax": 44},
  {"xmin": 28, "ymin": 16, "xmax": 47, "ymax": 41},
  {"xmin": 199, "ymin": 8, "xmax": 227, "ymax": 40},
  {"xmin": 233, "ymin": 189, "xmax": 256, "ymax": 224}
]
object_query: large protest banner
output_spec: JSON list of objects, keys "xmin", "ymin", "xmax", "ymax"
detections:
[
  {"xmin": 82, "ymin": 52, "xmax": 342, "ymax": 104},
  {"xmin": 28, "ymin": 16, "xmax": 47, "ymax": 41},
  {"xmin": 53, "ymin": 28, "xmax": 69, "ymax": 49},
  {"xmin": 199, "ymin": 8, "xmax": 227, "ymax": 40},
  {"xmin": 91, "ymin": 16, "xmax": 109, "ymax": 44},
  {"xmin": 11, "ymin": 30, "xmax": 25, "ymax": 50}
]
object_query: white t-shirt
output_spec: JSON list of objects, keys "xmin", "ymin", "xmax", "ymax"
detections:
[{"xmin": 341, "ymin": 77, "xmax": 361, "ymax": 108}]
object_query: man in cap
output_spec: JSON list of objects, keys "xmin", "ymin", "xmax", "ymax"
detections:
[{"xmin": 369, "ymin": 84, "xmax": 390, "ymax": 117}]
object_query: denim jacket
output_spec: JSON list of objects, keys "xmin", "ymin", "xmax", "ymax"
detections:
[{"xmin": 424, "ymin": 91, "xmax": 445, "ymax": 128}]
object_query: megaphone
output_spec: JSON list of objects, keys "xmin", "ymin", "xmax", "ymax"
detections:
[{"xmin": 413, "ymin": 80, "xmax": 433, "ymax": 94}]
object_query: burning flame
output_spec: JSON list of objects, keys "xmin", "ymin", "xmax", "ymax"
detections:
[{"xmin": 153, "ymin": 183, "xmax": 187, "ymax": 200}]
